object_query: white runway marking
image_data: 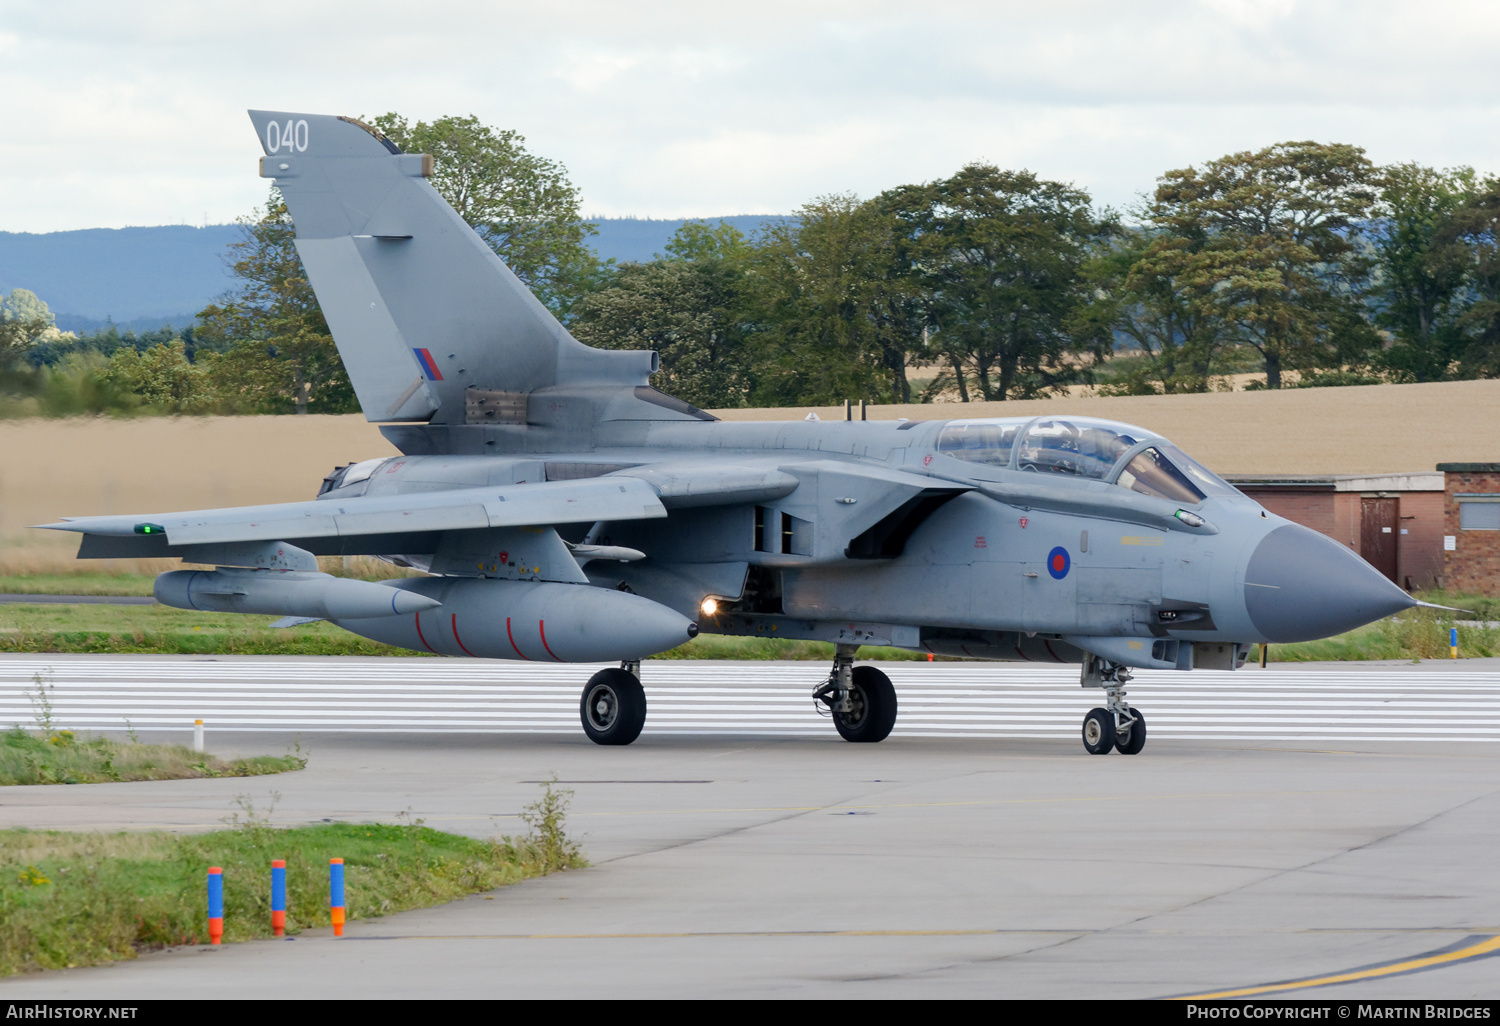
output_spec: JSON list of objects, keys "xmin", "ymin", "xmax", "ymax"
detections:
[{"xmin": 3, "ymin": 658, "xmax": 1498, "ymax": 742}]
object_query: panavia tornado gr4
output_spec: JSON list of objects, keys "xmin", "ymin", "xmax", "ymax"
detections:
[{"xmin": 40, "ymin": 110, "xmax": 1420, "ymax": 753}]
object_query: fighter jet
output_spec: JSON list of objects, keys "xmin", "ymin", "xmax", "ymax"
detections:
[{"xmin": 38, "ymin": 110, "xmax": 1419, "ymax": 754}]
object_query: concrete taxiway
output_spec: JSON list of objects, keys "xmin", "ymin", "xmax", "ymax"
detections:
[{"xmin": 0, "ymin": 657, "xmax": 1498, "ymax": 999}]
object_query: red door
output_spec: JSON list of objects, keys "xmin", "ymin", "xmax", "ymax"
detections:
[{"xmin": 1360, "ymin": 497, "xmax": 1399, "ymax": 583}]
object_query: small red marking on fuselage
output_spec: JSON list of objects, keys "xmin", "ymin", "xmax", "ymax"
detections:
[
  {"xmin": 413, "ymin": 612, "xmax": 436, "ymax": 653},
  {"xmin": 538, "ymin": 621, "xmax": 562, "ymax": 662},
  {"xmin": 975, "ymin": 536, "xmax": 987, "ymax": 548},
  {"xmin": 451, "ymin": 614, "xmax": 477, "ymax": 657},
  {"xmin": 1018, "ymin": 518, "xmax": 1029, "ymax": 529},
  {"xmin": 923, "ymin": 454, "xmax": 933, "ymax": 466},
  {"xmin": 505, "ymin": 617, "xmax": 528, "ymax": 660}
]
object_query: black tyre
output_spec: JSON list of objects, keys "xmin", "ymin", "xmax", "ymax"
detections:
[
  {"xmin": 580, "ymin": 668, "xmax": 646, "ymax": 746},
  {"xmin": 834, "ymin": 666, "xmax": 898, "ymax": 743},
  {"xmin": 1116, "ymin": 708, "xmax": 1146, "ymax": 755},
  {"xmin": 1082, "ymin": 707, "xmax": 1115, "ymax": 755}
]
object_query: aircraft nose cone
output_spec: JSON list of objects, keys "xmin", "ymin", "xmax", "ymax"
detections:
[{"xmin": 1244, "ymin": 524, "xmax": 1416, "ymax": 643}]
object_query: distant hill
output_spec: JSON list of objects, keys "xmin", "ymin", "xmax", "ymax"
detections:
[
  {"xmin": 0, "ymin": 216, "xmax": 790, "ymax": 332},
  {"xmin": 589, "ymin": 215, "xmax": 790, "ymax": 264}
]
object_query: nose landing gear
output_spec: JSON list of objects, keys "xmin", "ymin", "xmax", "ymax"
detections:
[{"xmin": 1081, "ymin": 656, "xmax": 1145, "ymax": 755}]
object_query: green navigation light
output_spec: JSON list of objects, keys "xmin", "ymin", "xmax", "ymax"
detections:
[{"xmin": 133, "ymin": 523, "xmax": 166, "ymax": 536}]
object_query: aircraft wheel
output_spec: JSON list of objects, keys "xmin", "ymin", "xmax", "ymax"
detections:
[
  {"xmin": 1116, "ymin": 709, "xmax": 1147, "ymax": 755},
  {"xmin": 581, "ymin": 668, "xmax": 646, "ymax": 746},
  {"xmin": 834, "ymin": 666, "xmax": 898, "ymax": 743},
  {"xmin": 1082, "ymin": 708, "xmax": 1115, "ymax": 755}
]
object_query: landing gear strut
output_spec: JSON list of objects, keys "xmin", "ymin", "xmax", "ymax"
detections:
[
  {"xmin": 1080, "ymin": 655, "xmax": 1145, "ymax": 755},
  {"xmin": 580, "ymin": 661, "xmax": 646, "ymax": 746},
  {"xmin": 814, "ymin": 645, "xmax": 897, "ymax": 743}
]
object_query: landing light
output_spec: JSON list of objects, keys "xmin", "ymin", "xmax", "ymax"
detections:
[{"xmin": 700, "ymin": 598, "xmax": 719, "ymax": 616}]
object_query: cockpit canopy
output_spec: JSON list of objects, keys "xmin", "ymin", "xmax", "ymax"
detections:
[{"xmin": 935, "ymin": 416, "xmax": 1238, "ymax": 505}]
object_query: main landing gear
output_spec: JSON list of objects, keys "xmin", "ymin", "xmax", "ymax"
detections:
[
  {"xmin": 813, "ymin": 645, "xmax": 898, "ymax": 743},
  {"xmin": 580, "ymin": 661, "xmax": 646, "ymax": 746},
  {"xmin": 1080, "ymin": 656, "xmax": 1146, "ymax": 756},
  {"xmin": 578, "ymin": 649, "xmax": 901, "ymax": 746}
]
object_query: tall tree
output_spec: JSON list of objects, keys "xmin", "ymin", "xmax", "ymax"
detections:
[
  {"xmin": 571, "ymin": 221, "xmax": 752, "ymax": 409},
  {"xmin": 196, "ymin": 192, "xmax": 356, "ymax": 414},
  {"xmin": 1440, "ymin": 178, "xmax": 1500, "ymax": 377},
  {"xmin": 1370, "ymin": 163, "xmax": 1477, "ymax": 382},
  {"xmin": 747, "ymin": 196, "xmax": 925, "ymax": 406},
  {"xmin": 0, "ymin": 288, "xmax": 59, "ymax": 372},
  {"xmin": 886, "ymin": 165, "xmax": 1114, "ymax": 402},
  {"xmin": 1147, "ymin": 142, "xmax": 1380, "ymax": 388},
  {"xmin": 1091, "ymin": 230, "xmax": 1227, "ymax": 395},
  {"xmin": 371, "ymin": 114, "xmax": 601, "ymax": 315}
]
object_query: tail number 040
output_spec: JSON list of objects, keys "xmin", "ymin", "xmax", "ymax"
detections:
[{"xmin": 265, "ymin": 119, "xmax": 309, "ymax": 153}]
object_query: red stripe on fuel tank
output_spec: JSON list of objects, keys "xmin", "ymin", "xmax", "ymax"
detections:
[
  {"xmin": 413, "ymin": 612, "xmax": 436, "ymax": 653},
  {"xmin": 1014, "ymin": 645, "xmax": 1032, "ymax": 661},
  {"xmin": 505, "ymin": 617, "xmax": 528, "ymax": 660},
  {"xmin": 538, "ymin": 620, "xmax": 562, "ymax": 662},
  {"xmin": 451, "ymin": 614, "xmax": 477, "ymax": 657},
  {"xmin": 1042, "ymin": 640, "xmax": 1065, "ymax": 663}
]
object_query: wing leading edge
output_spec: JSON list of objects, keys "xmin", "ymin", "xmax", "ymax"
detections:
[{"xmin": 39, "ymin": 477, "xmax": 667, "ymax": 559}]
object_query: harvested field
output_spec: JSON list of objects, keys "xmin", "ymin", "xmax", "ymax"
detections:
[
  {"xmin": 711, "ymin": 378, "xmax": 1500, "ymax": 476},
  {"xmin": 0, "ymin": 415, "xmax": 397, "ymax": 572},
  {"xmin": 1, "ymin": 379, "xmax": 1494, "ymax": 573}
]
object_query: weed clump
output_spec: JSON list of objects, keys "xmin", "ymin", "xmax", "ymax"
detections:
[{"xmin": 501, "ymin": 777, "xmax": 587, "ymax": 874}]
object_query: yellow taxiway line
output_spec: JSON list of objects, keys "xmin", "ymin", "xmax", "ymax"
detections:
[{"xmin": 1178, "ymin": 932, "xmax": 1500, "ymax": 999}]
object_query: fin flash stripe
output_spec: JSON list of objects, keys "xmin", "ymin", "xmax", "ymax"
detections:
[{"xmin": 413, "ymin": 348, "xmax": 444, "ymax": 381}]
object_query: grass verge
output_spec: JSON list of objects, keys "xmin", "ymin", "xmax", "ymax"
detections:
[
  {"xmin": 1, "ymin": 728, "xmax": 305, "ymax": 786},
  {"xmin": 0, "ymin": 783, "xmax": 585, "ymax": 975},
  {"xmin": 1269, "ymin": 607, "xmax": 1500, "ymax": 662}
]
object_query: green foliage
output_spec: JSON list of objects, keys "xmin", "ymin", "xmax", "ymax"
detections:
[
  {"xmin": 96, "ymin": 339, "xmax": 217, "ymax": 414},
  {"xmin": 371, "ymin": 113, "xmax": 601, "ymax": 317},
  {"xmin": 1267, "ymin": 597, "xmax": 1500, "ymax": 662},
  {"xmin": 572, "ymin": 222, "xmax": 753, "ymax": 409},
  {"xmin": 747, "ymin": 196, "xmax": 927, "ymax": 405},
  {"xmin": 1440, "ymin": 179, "xmax": 1500, "ymax": 377},
  {"xmin": 0, "ymin": 289, "xmax": 53, "ymax": 326},
  {"xmin": 0, "ymin": 727, "xmax": 304, "ymax": 787},
  {"xmin": 1091, "ymin": 230, "xmax": 1228, "ymax": 395},
  {"xmin": 500, "ymin": 778, "xmax": 586, "ymax": 874},
  {"xmin": 1145, "ymin": 142, "xmax": 1382, "ymax": 389},
  {"xmin": 886, "ymin": 165, "xmax": 1115, "ymax": 402},
  {"xmin": 196, "ymin": 192, "xmax": 356, "ymax": 415},
  {"xmin": 0, "ymin": 810, "xmax": 571, "ymax": 975},
  {"xmin": 0, "ymin": 289, "xmax": 58, "ymax": 375},
  {"xmin": 1370, "ymin": 163, "xmax": 1478, "ymax": 383}
]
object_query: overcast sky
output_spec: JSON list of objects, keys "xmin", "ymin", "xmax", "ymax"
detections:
[{"xmin": 4, "ymin": 0, "xmax": 1498, "ymax": 233}]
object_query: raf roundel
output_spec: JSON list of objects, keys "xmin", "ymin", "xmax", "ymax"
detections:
[{"xmin": 1047, "ymin": 546, "xmax": 1071, "ymax": 580}]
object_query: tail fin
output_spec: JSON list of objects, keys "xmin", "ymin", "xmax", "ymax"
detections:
[{"xmin": 247, "ymin": 110, "xmax": 656, "ymax": 424}]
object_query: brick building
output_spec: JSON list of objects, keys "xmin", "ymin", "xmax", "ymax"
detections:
[
  {"xmin": 1439, "ymin": 463, "xmax": 1500, "ymax": 597},
  {"xmin": 1226, "ymin": 473, "xmax": 1446, "ymax": 591}
]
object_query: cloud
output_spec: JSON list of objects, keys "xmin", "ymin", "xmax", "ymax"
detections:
[{"xmin": 2, "ymin": 0, "xmax": 1498, "ymax": 230}]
